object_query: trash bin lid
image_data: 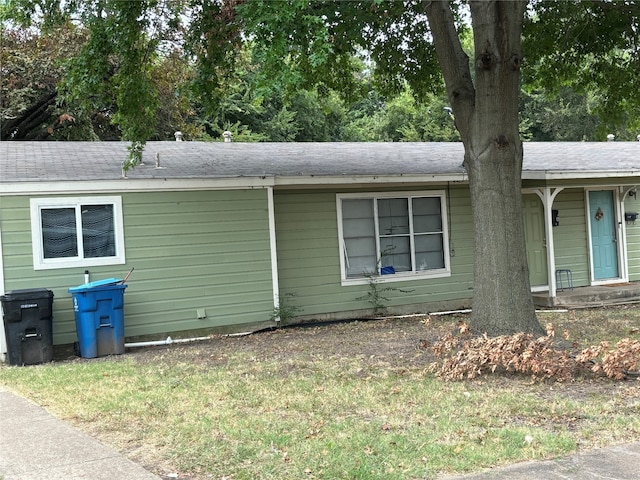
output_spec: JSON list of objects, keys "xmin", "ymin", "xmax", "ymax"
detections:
[
  {"xmin": 1, "ymin": 288, "xmax": 54, "ymax": 302},
  {"xmin": 68, "ymin": 278, "xmax": 122, "ymax": 293}
]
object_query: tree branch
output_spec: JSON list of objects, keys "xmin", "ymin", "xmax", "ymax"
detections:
[
  {"xmin": 1, "ymin": 91, "xmax": 57, "ymax": 140},
  {"xmin": 422, "ymin": 0, "xmax": 475, "ymax": 139}
]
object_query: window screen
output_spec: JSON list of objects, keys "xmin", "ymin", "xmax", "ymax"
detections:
[
  {"xmin": 32, "ymin": 196, "xmax": 124, "ymax": 270},
  {"xmin": 340, "ymin": 193, "xmax": 448, "ymax": 280}
]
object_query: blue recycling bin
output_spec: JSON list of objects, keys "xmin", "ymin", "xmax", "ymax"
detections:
[{"xmin": 68, "ymin": 278, "xmax": 127, "ymax": 358}]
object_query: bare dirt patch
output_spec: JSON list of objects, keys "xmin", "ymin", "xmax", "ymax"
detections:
[{"xmin": 129, "ymin": 315, "xmax": 450, "ymax": 371}]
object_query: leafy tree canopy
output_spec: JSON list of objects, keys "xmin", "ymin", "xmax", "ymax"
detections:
[
  {"xmin": 523, "ymin": 0, "xmax": 640, "ymax": 136},
  {"xmin": 3, "ymin": 0, "xmax": 638, "ymax": 146},
  {"xmin": 4, "ymin": 0, "xmax": 639, "ymax": 336}
]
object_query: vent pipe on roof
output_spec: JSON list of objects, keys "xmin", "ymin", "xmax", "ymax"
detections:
[
  {"xmin": 155, "ymin": 152, "xmax": 165, "ymax": 170},
  {"xmin": 174, "ymin": 131, "xmax": 183, "ymax": 141},
  {"xmin": 607, "ymin": 133, "xmax": 615, "ymax": 141},
  {"xmin": 223, "ymin": 130, "xmax": 233, "ymax": 143}
]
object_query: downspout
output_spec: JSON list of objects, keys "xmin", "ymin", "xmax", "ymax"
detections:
[
  {"xmin": 267, "ymin": 186, "xmax": 280, "ymax": 322},
  {"xmin": 0, "ymin": 223, "xmax": 6, "ymax": 361}
]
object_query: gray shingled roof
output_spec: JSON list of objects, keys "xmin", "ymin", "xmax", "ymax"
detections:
[{"xmin": 1, "ymin": 141, "xmax": 638, "ymax": 184}]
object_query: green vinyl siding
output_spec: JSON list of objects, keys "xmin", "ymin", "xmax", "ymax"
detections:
[
  {"xmin": 0, "ymin": 189, "xmax": 274, "ymax": 344},
  {"xmin": 551, "ymin": 189, "xmax": 590, "ymax": 287},
  {"xmin": 273, "ymin": 186, "xmax": 474, "ymax": 318},
  {"xmin": 626, "ymin": 193, "xmax": 640, "ymax": 281}
]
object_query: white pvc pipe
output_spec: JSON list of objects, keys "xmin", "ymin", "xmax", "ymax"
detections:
[
  {"xmin": 123, "ymin": 306, "xmax": 571, "ymax": 350},
  {"xmin": 124, "ymin": 335, "xmax": 212, "ymax": 349},
  {"xmin": 427, "ymin": 308, "xmax": 567, "ymax": 316},
  {"xmin": 171, "ymin": 336, "xmax": 211, "ymax": 344},
  {"xmin": 125, "ymin": 336, "xmax": 174, "ymax": 348}
]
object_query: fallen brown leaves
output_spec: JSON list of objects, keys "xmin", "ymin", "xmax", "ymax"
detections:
[{"xmin": 427, "ymin": 322, "xmax": 640, "ymax": 382}]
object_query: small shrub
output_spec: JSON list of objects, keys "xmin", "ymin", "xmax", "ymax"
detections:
[
  {"xmin": 271, "ymin": 293, "xmax": 302, "ymax": 323},
  {"xmin": 357, "ymin": 274, "xmax": 394, "ymax": 316},
  {"xmin": 356, "ymin": 273, "xmax": 413, "ymax": 317}
]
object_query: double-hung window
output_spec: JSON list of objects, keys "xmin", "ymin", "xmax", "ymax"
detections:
[
  {"xmin": 338, "ymin": 191, "xmax": 450, "ymax": 284},
  {"xmin": 30, "ymin": 196, "xmax": 125, "ymax": 270}
]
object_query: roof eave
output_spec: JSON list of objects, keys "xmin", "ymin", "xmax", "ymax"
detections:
[
  {"xmin": 523, "ymin": 170, "xmax": 640, "ymax": 180},
  {"xmin": 273, "ymin": 173, "xmax": 469, "ymax": 186},
  {"xmin": 0, "ymin": 177, "xmax": 276, "ymax": 196}
]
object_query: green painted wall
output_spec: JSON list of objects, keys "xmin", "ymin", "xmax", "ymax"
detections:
[
  {"xmin": 3, "ymin": 182, "xmax": 639, "ymax": 345},
  {"xmin": 1, "ymin": 190, "xmax": 274, "ymax": 344},
  {"xmin": 273, "ymin": 186, "xmax": 474, "ymax": 319},
  {"xmin": 552, "ymin": 189, "xmax": 590, "ymax": 286},
  {"xmin": 625, "ymin": 192, "xmax": 640, "ymax": 281}
]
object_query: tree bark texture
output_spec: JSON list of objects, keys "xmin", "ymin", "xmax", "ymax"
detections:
[{"xmin": 425, "ymin": 0, "xmax": 544, "ymax": 336}]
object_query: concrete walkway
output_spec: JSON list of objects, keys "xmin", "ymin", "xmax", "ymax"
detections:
[
  {"xmin": 1, "ymin": 385, "xmax": 639, "ymax": 480},
  {"xmin": 441, "ymin": 442, "xmax": 640, "ymax": 479},
  {"xmin": 0, "ymin": 386, "xmax": 161, "ymax": 480}
]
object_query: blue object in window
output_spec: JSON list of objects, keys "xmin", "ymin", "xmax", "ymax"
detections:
[{"xmin": 381, "ymin": 266, "xmax": 396, "ymax": 275}]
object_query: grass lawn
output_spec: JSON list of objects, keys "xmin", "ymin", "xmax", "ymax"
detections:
[{"xmin": 1, "ymin": 306, "xmax": 639, "ymax": 479}]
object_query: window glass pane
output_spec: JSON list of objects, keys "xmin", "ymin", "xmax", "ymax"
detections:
[
  {"xmin": 413, "ymin": 197, "xmax": 442, "ymax": 233},
  {"xmin": 41, "ymin": 208, "xmax": 78, "ymax": 258},
  {"xmin": 415, "ymin": 233, "xmax": 445, "ymax": 270},
  {"xmin": 343, "ymin": 199, "xmax": 373, "ymax": 219},
  {"xmin": 344, "ymin": 238, "xmax": 377, "ymax": 277},
  {"xmin": 380, "ymin": 236, "xmax": 411, "ymax": 272},
  {"xmin": 378, "ymin": 198, "xmax": 409, "ymax": 235},
  {"xmin": 341, "ymin": 194, "xmax": 448, "ymax": 280},
  {"xmin": 81, "ymin": 204, "xmax": 116, "ymax": 258},
  {"xmin": 342, "ymin": 199, "xmax": 376, "ymax": 278},
  {"xmin": 343, "ymin": 218, "xmax": 374, "ymax": 237}
]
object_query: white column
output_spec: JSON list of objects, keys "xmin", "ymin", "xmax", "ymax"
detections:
[
  {"xmin": 534, "ymin": 187, "xmax": 563, "ymax": 303},
  {"xmin": 266, "ymin": 186, "xmax": 280, "ymax": 321}
]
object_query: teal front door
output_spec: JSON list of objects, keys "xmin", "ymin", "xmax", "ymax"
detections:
[{"xmin": 589, "ymin": 190, "xmax": 619, "ymax": 280}]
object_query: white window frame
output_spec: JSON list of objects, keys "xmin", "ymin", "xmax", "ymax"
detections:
[
  {"xmin": 30, "ymin": 196, "xmax": 126, "ymax": 270},
  {"xmin": 337, "ymin": 191, "xmax": 451, "ymax": 286}
]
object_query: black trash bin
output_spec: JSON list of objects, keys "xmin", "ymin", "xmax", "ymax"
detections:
[{"xmin": 1, "ymin": 288, "xmax": 54, "ymax": 366}]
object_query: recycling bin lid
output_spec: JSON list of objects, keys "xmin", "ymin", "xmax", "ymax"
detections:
[
  {"xmin": 1, "ymin": 288, "xmax": 53, "ymax": 301},
  {"xmin": 68, "ymin": 278, "xmax": 123, "ymax": 293}
]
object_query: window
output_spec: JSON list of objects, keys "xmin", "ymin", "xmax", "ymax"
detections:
[
  {"xmin": 337, "ymin": 191, "xmax": 450, "ymax": 284},
  {"xmin": 30, "ymin": 197, "xmax": 125, "ymax": 270}
]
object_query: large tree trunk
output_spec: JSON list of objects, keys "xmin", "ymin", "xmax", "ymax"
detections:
[{"xmin": 426, "ymin": 0, "xmax": 544, "ymax": 336}]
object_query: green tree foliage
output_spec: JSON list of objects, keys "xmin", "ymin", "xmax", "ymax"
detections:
[
  {"xmin": 150, "ymin": 50, "xmax": 207, "ymax": 142},
  {"xmin": 523, "ymin": 0, "xmax": 640, "ymax": 136},
  {"xmin": 519, "ymin": 88, "xmax": 600, "ymax": 142},
  {"xmin": 0, "ymin": 23, "xmax": 103, "ymax": 140},
  {"xmin": 370, "ymin": 87, "xmax": 459, "ymax": 142}
]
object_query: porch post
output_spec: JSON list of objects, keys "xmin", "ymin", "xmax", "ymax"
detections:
[
  {"xmin": 620, "ymin": 186, "xmax": 638, "ymax": 282},
  {"xmin": 535, "ymin": 187, "xmax": 564, "ymax": 304}
]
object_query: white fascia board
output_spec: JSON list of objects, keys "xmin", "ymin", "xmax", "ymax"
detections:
[
  {"xmin": 273, "ymin": 173, "xmax": 468, "ymax": 186},
  {"xmin": 523, "ymin": 170, "xmax": 640, "ymax": 181},
  {"xmin": 0, "ymin": 177, "xmax": 275, "ymax": 196}
]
